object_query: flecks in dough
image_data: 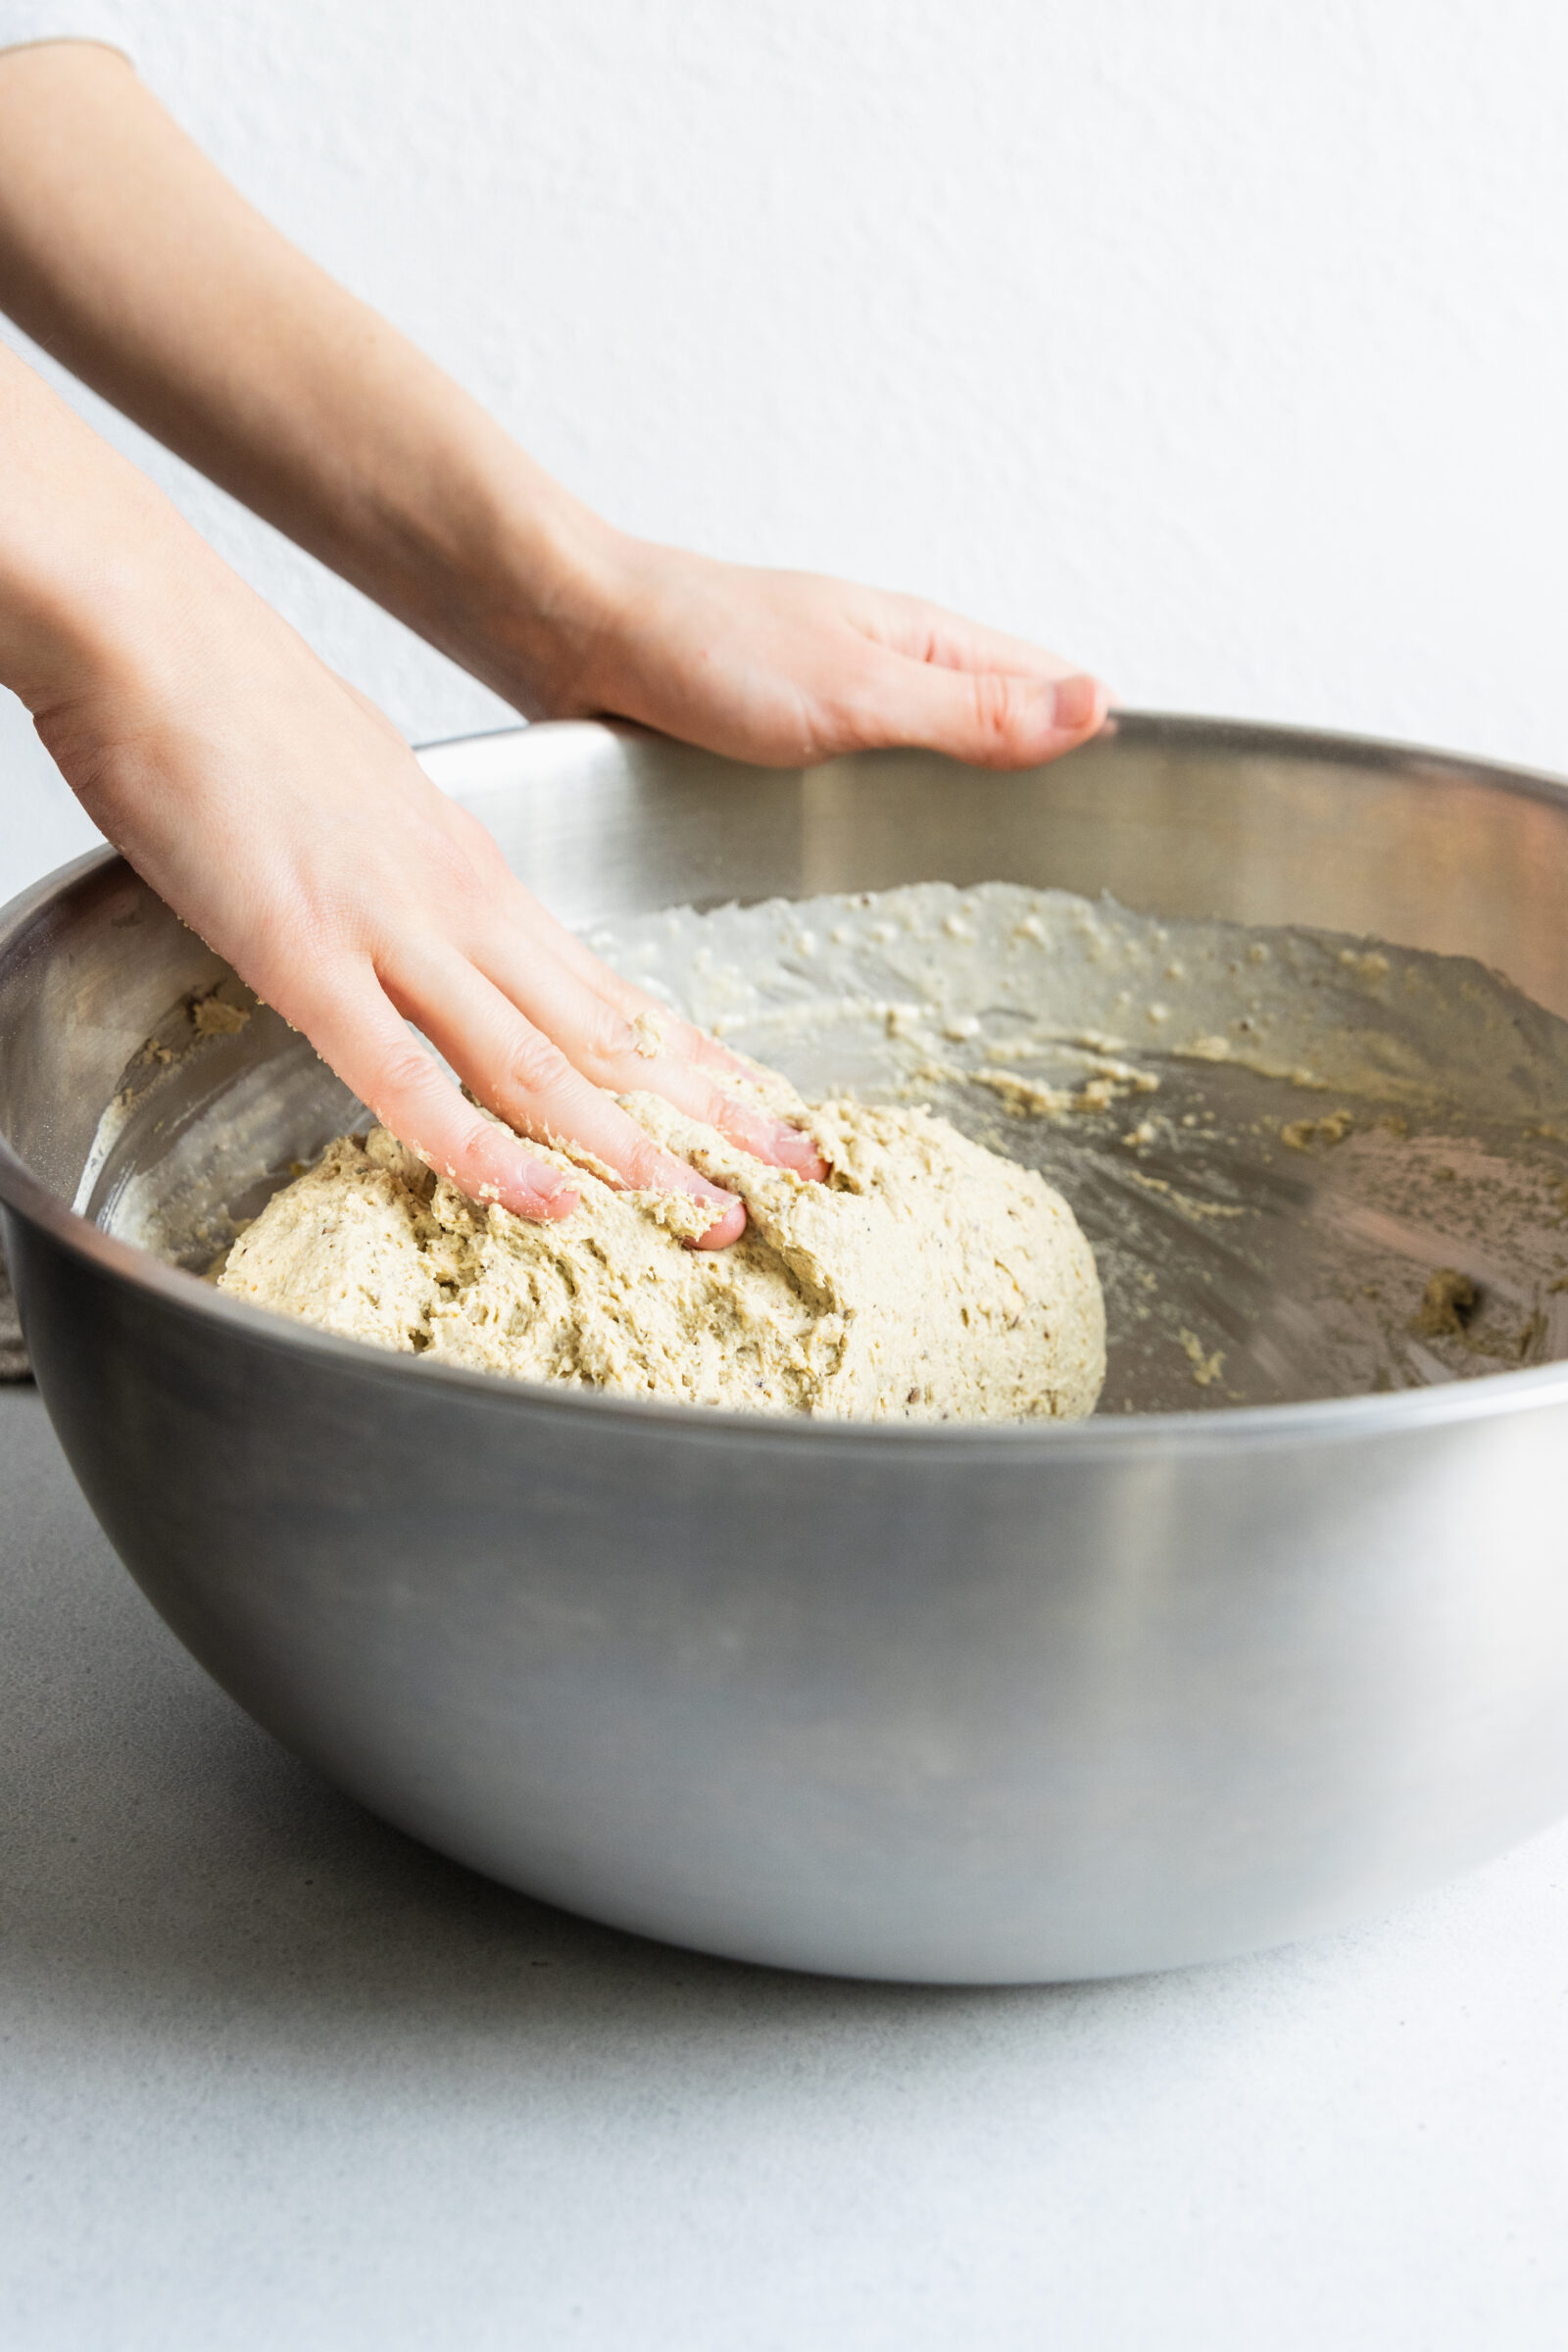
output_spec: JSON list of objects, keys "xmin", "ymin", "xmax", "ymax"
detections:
[
  {"xmin": 220, "ymin": 1094, "xmax": 1105, "ymax": 1423},
  {"xmin": 1412, "ymin": 1266, "xmax": 1477, "ymax": 1338}
]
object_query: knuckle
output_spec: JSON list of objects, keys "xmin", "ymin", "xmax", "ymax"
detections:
[
  {"xmin": 967, "ymin": 670, "xmax": 1024, "ymax": 758},
  {"xmin": 503, "ymin": 1027, "xmax": 572, "ymax": 1102},
  {"xmin": 581, "ymin": 1000, "xmax": 639, "ymax": 1073},
  {"xmin": 420, "ymin": 829, "xmax": 486, "ymax": 900},
  {"xmin": 459, "ymin": 1111, "xmax": 510, "ymax": 1170},
  {"xmin": 448, "ymin": 804, "xmax": 505, "ymax": 868},
  {"xmin": 618, "ymin": 1136, "xmax": 675, "ymax": 1193},
  {"xmin": 830, "ymin": 684, "xmax": 887, "ymax": 755},
  {"xmin": 587, "ymin": 967, "xmax": 645, "ymax": 1020},
  {"xmin": 699, "ymin": 1084, "xmax": 749, "ymax": 1138},
  {"xmin": 368, "ymin": 844, "xmax": 488, "ymax": 946},
  {"xmin": 375, "ymin": 1036, "xmax": 439, "ymax": 1101}
]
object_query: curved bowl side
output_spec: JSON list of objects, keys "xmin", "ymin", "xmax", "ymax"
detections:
[
  {"xmin": 10, "ymin": 1194, "xmax": 1568, "ymax": 1983},
  {"xmin": 8, "ymin": 713, "xmax": 1568, "ymax": 1980}
]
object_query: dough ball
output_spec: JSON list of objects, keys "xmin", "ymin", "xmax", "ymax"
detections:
[{"xmin": 220, "ymin": 1094, "xmax": 1105, "ymax": 1423}]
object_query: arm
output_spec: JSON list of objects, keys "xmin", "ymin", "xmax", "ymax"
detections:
[
  {"xmin": 0, "ymin": 41, "xmax": 1105, "ymax": 1242},
  {"xmin": 0, "ymin": 40, "xmax": 1108, "ymax": 764},
  {"xmin": 0, "ymin": 341, "xmax": 838, "ymax": 1243}
]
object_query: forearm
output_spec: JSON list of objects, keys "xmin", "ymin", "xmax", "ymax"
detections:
[
  {"xmin": 0, "ymin": 41, "xmax": 1108, "ymax": 775},
  {"xmin": 0, "ymin": 332, "xmax": 228, "ymax": 730},
  {"xmin": 0, "ymin": 42, "xmax": 606, "ymax": 713}
]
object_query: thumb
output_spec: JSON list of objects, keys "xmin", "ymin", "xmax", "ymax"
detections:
[{"xmin": 855, "ymin": 655, "xmax": 1108, "ymax": 769}]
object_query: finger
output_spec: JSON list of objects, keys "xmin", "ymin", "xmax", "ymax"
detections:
[
  {"xmin": 382, "ymin": 943, "xmax": 748, "ymax": 1249},
  {"xmin": 627, "ymin": 1040, "xmax": 830, "ymax": 1183},
  {"xmin": 487, "ymin": 879, "xmax": 775, "ymax": 1093},
  {"xmin": 468, "ymin": 918, "xmax": 828, "ymax": 1181},
  {"xmin": 290, "ymin": 965, "xmax": 581, "ymax": 1221},
  {"xmin": 840, "ymin": 652, "xmax": 1109, "ymax": 769},
  {"xmin": 864, "ymin": 595, "xmax": 1087, "ymax": 685}
]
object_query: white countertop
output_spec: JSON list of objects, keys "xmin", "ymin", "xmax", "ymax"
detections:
[{"xmin": 4, "ymin": 1385, "xmax": 1566, "ymax": 2350}]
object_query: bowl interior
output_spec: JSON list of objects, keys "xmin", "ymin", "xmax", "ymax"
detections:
[{"xmin": 7, "ymin": 714, "xmax": 1568, "ymax": 1417}]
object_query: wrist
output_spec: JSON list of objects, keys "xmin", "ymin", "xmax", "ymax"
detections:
[
  {"xmin": 16, "ymin": 518, "xmax": 293, "ymax": 803},
  {"xmin": 6, "ymin": 524, "xmax": 191, "ymax": 737},
  {"xmin": 394, "ymin": 439, "xmax": 635, "ymax": 720},
  {"xmin": 25, "ymin": 543, "xmax": 228, "ymax": 721}
]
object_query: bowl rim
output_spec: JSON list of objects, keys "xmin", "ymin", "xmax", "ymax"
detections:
[{"xmin": 8, "ymin": 707, "xmax": 1568, "ymax": 1459}]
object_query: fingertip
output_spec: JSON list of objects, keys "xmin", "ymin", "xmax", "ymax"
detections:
[
  {"xmin": 690, "ymin": 1198, "xmax": 748, "ymax": 1250},
  {"xmin": 771, "ymin": 1126, "xmax": 829, "ymax": 1182},
  {"xmin": 520, "ymin": 1178, "xmax": 580, "ymax": 1221},
  {"xmin": 899, "ymin": 660, "xmax": 1114, "ymax": 770},
  {"xmin": 1047, "ymin": 671, "xmax": 1110, "ymax": 739},
  {"xmin": 981, "ymin": 671, "xmax": 1111, "ymax": 769},
  {"xmin": 479, "ymin": 1141, "xmax": 580, "ymax": 1222},
  {"xmin": 711, "ymin": 1098, "xmax": 829, "ymax": 1183}
]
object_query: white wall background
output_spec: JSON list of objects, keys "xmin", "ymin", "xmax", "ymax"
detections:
[{"xmin": 4, "ymin": 0, "xmax": 1568, "ymax": 906}]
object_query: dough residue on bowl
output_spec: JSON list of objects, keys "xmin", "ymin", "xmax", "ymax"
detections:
[
  {"xmin": 95, "ymin": 878, "xmax": 1568, "ymax": 1418},
  {"xmin": 218, "ymin": 1089, "xmax": 1106, "ymax": 1423}
]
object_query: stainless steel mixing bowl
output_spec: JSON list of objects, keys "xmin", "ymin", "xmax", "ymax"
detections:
[{"xmin": 5, "ymin": 712, "xmax": 1568, "ymax": 1984}]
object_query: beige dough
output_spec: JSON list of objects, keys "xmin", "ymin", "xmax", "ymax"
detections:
[{"xmin": 219, "ymin": 1090, "xmax": 1105, "ymax": 1422}]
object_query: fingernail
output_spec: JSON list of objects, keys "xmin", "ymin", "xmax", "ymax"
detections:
[
  {"xmin": 691, "ymin": 1194, "xmax": 748, "ymax": 1250},
  {"xmin": 1050, "ymin": 673, "xmax": 1102, "ymax": 734},
  {"xmin": 770, "ymin": 1122, "xmax": 829, "ymax": 1181},
  {"xmin": 506, "ymin": 1155, "xmax": 578, "ymax": 1218},
  {"xmin": 733, "ymin": 1108, "xmax": 827, "ymax": 1179}
]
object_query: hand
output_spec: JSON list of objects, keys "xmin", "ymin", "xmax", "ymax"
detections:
[
  {"xmin": 38, "ymin": 568, "xmax": 823, "ymax": 1250},
  {"xmin": 55, "ymin": 548, "xmax": 1099, "ymax": 1257},
  {"xmin": 487, "ymin": 530, "xmax": 1110, "ymax": 770},
  {"xmin": 0, "ymin": 49, "xmax": 1108, "ymax": 1250},
  {"xmin": 0, "ymin": 50, "xmax": 1110, "ymax": 778}
]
